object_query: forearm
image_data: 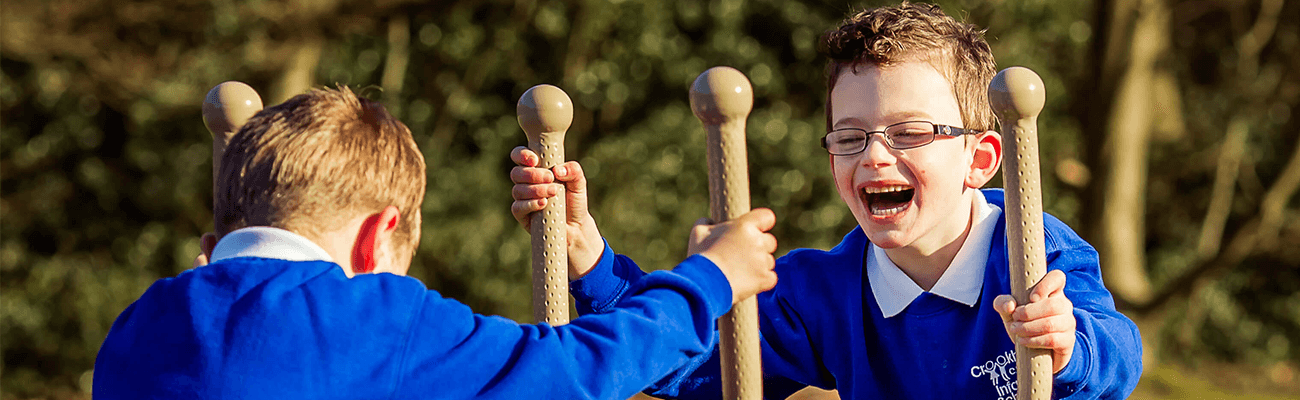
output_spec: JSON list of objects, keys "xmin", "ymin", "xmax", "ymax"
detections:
[
  {"xmin": 642, "ymin": 324, "xmax": 823, "ymax": 400},
  {"xmin": 568, "ymin": 241, "xmax": 812, "ymax": 400},
  {"xmin": 564, "ymin": 243, "xmax": 725, "ymax": 399},
  {"xmin": 644, "ymin": 259, "xmax": 835, "ymax": 400},
  {"xmin": 396, "ymin": 255, "xmax": 732, "ymax": 399}
]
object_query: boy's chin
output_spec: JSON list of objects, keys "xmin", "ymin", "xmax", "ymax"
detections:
[
  {"xmin": 860, "ymin": 228, "xmax": 911, "ymax": 249},
  {"xmin": 854, "ymin": 215, "xmax": 912, "ymax": 249}
]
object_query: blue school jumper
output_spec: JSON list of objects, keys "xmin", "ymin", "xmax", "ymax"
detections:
[
  {"xmin": 571, "ymin": 189, "xmax": 1142, "ymax": 399},
  {"xmin": 93, "ymin": 227, "xmax": 734, "ymax": 399}
]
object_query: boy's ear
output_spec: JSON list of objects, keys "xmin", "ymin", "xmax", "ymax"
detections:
[
  {"xmin": 352, "ymin": 206, "xmax": 401, "ymax": 274},
  {"xmin": 966, "ymin": 131, "xmax": 1003, "ymax": 188}
]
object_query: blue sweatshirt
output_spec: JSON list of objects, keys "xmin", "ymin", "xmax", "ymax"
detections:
[
  {"xmin": 94, "ymin": 241, "xmax": 735, "ymax": 399},
  {"xmin": 571, "ymin": 189, "xmax": 1143, "ymax": 399}
]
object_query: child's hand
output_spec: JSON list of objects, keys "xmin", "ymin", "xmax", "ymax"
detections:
[
  {"xmin": 687, "ymin": 209, "xmax": 779, "ymax": 306},
  {"xmin": 191, "ymin": 233, "xmax": 218, "ymax": 268},
  {"xmin": 993, "ymin": 269, "xmax": 1075, "ymax": 374},
  {"xmin": 509, "ymin": 146, "xmax": 605, "ymax": 280}
]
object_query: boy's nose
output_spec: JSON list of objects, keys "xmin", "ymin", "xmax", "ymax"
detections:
[{"xmin": 859, "ymin": 136, "xmax": 897, "ymax": 168}]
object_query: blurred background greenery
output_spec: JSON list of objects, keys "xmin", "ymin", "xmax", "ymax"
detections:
[{"xmin": 2, "ymin": 0, "xmax": 1298, "ymax": 398}]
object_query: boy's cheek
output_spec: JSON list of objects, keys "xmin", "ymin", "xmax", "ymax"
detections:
[
  {"xmin": 833, "ymin": 181, "xmax": 866, "ymax": 219},
  {"xmin": 830, "ymin": 160, "xmax": 859, "ymax": 196},
  {"xmin": 829, "ymin": 168, "xmax": 853, "ymax": 202}
]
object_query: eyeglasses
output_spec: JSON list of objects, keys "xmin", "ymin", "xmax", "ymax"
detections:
[{"xmin": 820, "ymin": 121, "xmax": 971, "ymax": 155}]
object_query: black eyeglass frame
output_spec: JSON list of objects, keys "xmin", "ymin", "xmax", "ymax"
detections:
[{"xmin": 820, "ymin": 121, "xmax": 972, "ymax": 155}]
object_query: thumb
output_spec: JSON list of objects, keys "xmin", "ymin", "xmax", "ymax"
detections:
[
  {"xmin": 993, "ymin": 294, "xmax": 1017, "ymax": 323},
  {"xmin": 557, "ymin": 162, "xmax": 591, "ymax": 218},
  {"xmin": 738, "ymin": 208, "xmax": 776, "ymax": 232},
  {"xmin": 1030, "ymin": 269, "xmax": 1067, "ymax": 303},
  {"xmin": 555, "ymin": 162, "xmax": 587, "ymax": 192},
  {"xmin": 687, "ymin": 218, "xmax": 713, "ymax": 257}
]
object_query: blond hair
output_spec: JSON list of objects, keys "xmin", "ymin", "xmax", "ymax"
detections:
[
  {"xmin": 215, "ymin": 87, "xmax": 426, "ymax": 257},
  {"xmin": 819, "ymin": 1, "xmax": 997, "ymax": 132}
]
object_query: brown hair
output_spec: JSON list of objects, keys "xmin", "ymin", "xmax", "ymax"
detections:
[
  {"xmin": 215, "ymin": 86, "xmax": 426, "ymax": 257},
  {"xmin": 819, "ymin": 1, "xmax": 997, "ymax": 132}
]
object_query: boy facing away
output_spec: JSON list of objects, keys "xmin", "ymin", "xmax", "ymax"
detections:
[
  {"xmin": 509, "ymin": 3, "xmax": 1142, "ymax": 399},
  {"xmin": 93, "ymin": 87, "xmax": 783, "ymax": 399}
]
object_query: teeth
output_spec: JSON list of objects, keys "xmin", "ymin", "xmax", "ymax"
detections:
[
  {"xmin": 860, "ymin": 184, "xmax": 913, "ymax": 217},
  {"xmin": 862, "ymin": 185, "xmax": 912, "ymax": 194},
  {"xmin": 871, "ymin": 202, "xmax": 909, "ymax": 216}
]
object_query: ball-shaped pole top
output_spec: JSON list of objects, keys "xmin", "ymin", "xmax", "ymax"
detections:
[
  {"xmin": 988, "ymin": 66, "xmax": 1045, "ymax": 122},
  {"xmin": 517, "ymin": 84, "xmax": 573, "ymax": 139},
  {"xmin": 690, "ymin": 66, "xmax": 753, "ymax": 125},
  {"xmin": 202, "ymin": 81, "xmax": 264, "ymax": 138}
]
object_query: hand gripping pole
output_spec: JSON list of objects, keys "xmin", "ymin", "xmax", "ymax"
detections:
[
  {"xmin": 989, "ymin": 67, "xmax": 1052, "ymax": 400},
  {"xmin": 690, "ymin": 66, "xmax": 760, "ymax": 400},
  {"xmin": 202, "ymin": 81, "xmax": 264, "ymax": 216},
  {"xmin": 517, "ymin": 85, "xmax": 573, "ymax": 325}
]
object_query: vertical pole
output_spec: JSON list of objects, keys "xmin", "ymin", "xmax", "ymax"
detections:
[
  {"xmin": 989, "ymin": 66, "xmax": 1052, "ymax": 400},
  {"xmin": 517, "ymin": 85, "xmax": 573, "ymax": 325},
  {"xmin": 690, "ymin": 66, "xmax": 761, "ymax": 400},
  {"xmin": 202, "ymin": 81, "xmax": 264, "ymax": 223}
]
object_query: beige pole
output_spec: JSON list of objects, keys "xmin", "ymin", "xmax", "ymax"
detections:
[
  {"xmin": 689, "ymin": 66, "xmax": 761, "ymax": 400},
  {"xmin": 989, "ymin": 67, "xmax": 1052, "ymax": 400},
  {"xmin": 517, "ymin": 84, "xmax": 573, "ymax": 325},
  {"xmin": 202, "ymin": 81, "xmax": 264, "ymax": 215}
]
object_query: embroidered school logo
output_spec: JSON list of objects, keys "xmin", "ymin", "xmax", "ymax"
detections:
[{"xmin": 970, "ymin": 349, "xmax": 1018, "ymax": 399}]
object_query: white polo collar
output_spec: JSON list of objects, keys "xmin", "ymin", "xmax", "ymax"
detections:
[
  {"xmin": 209, "ymin": 226, "xmax": 334, "ymax": 263},
  {"xmin": 867, "ymin": 190, "xmax": 1002, "ymax": 318}
]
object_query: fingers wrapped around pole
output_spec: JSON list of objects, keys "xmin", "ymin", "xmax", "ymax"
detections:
[
  {"xmin": 690, "ymin": 66, "xmax": 761, "ymax": 400},
  {"xmin": 517, "ymin": 84, "xmax": 573, "ymax": 325},
  {"xmin": 989, "ymin": 66, "xmax": 1052, "ymax": 400}
]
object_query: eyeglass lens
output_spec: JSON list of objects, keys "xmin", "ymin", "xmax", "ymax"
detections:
[{"xmin": 824, "ymin": 121, "xmax": 937, "ymax": 154}]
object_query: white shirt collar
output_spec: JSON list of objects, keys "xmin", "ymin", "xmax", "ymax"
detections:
[
  {"xmin": 209, "ymin": 226, "xmax": 334, "ymax": 263},
  {"xmin": 867, "ymin": 190, "xmax": 1003, "ymax": 318}
]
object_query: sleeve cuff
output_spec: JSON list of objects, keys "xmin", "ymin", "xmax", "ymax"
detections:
[
  {"xmin": 666, "ymin": 254, "xmax": 733, "ymax": 319},
  {"xmin": 1052, "ymin": 330, "xmax": 1093, "ymax": 396},
  {"xmin": 570, "ymin": 240, "xmax": 625, "ymax": 313}
]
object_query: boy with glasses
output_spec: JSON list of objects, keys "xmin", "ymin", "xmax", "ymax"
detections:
[{"xmin": 510, "ymin": 2, "xmax": 1142, "ymax": 399}]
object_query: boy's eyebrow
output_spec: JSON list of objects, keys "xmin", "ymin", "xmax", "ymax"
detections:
[
  {"xmin": 831, "ymin": 112, "xmax": 935, "ymax": 130},
  {"xmin": 831, "ymin": 117, "xmax": 871, "ymax": 130}
]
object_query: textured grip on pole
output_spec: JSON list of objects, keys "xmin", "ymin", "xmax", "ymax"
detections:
[
  {"xmin": 517, "ymin": 84, "xmax": 572, "ymax": 325},
  {"xmin": 989, "ymin": 66, "xmax": 1052, "ymax": 400},
  {"xmin": 202, "ymin": 81, "xmax": 264, "ymax": 223},
  {"xmin": 690, "ymin": 66, "xmax": 760, "ymax": 400}
]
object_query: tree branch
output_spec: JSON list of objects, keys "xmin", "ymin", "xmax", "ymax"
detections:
[
  {"xmin": 1234, "ymin": 0, "xmax": 1285, "ymax": 79},
  {"xmin": 381, "ymin": 15, "xmax": 411, "ymax": 114},
  {"xmin": 1195, "ymin": 117, "xmax": 1248, "ymax": 258},
  {"xmin": 1133, "ymin": 130, "xmax": 1300, "ymax": 314},
  {"xmin": 271, "ymin": 36, "xmax": 324, "ymax": 104},
  {"xmin": 1126, "ymin": 0, "xmax": 1293, "ymax": 313}
]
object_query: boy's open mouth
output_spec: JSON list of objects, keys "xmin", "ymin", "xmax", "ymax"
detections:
[{"xmin": 861, "ymin": 185, "xmax": 914, "ymax": 216}]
